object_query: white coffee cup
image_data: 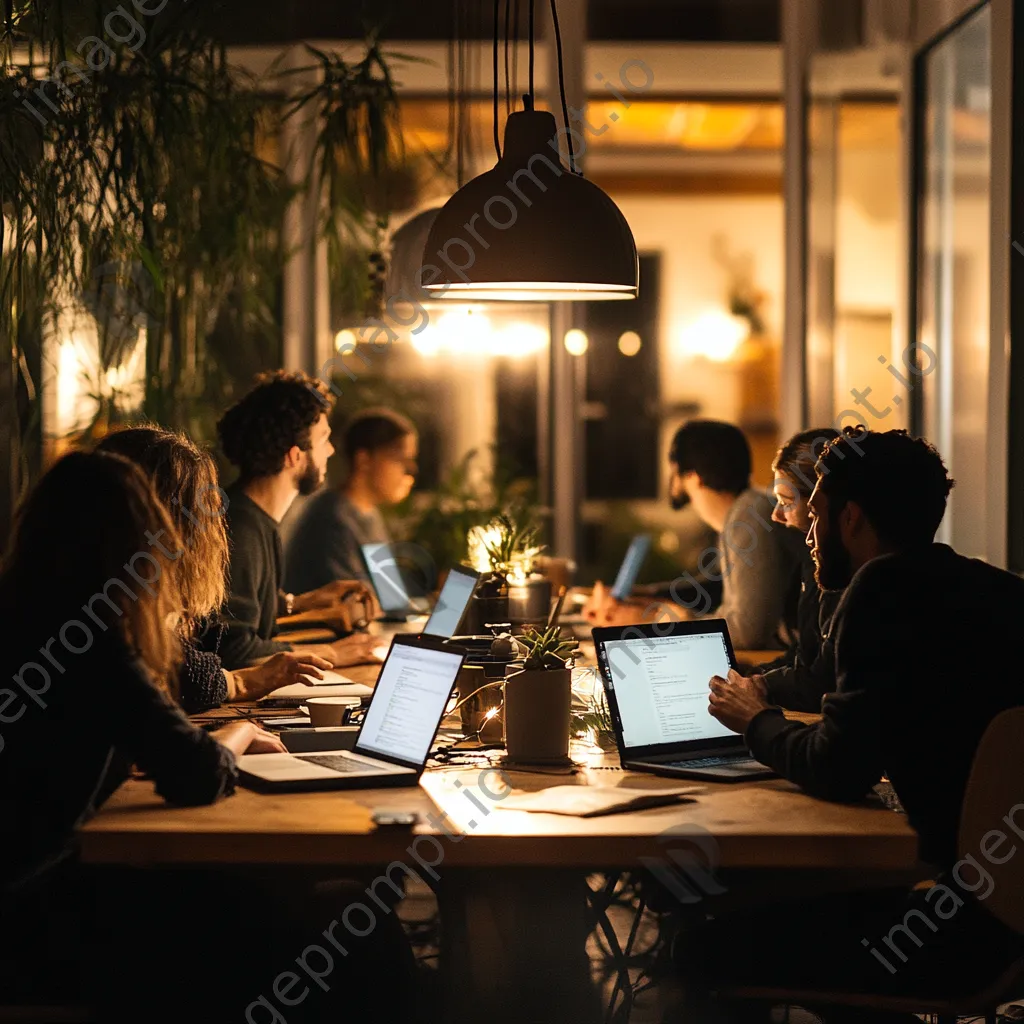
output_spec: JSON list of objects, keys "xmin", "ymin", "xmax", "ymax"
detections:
[{"xmin": 305, "ymin": 696, "xmax": 361, "ymax": 728}]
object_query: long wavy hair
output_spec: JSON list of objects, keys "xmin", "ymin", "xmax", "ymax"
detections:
[
  {"xmin": 97, "ymin": 426, "xmax": 228, "ymax": 632},
  {"xmin": 0, "ymin": 451, "xmax": 184, "ymax": 692}
]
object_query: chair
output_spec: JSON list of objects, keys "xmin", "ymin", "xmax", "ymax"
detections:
[{"xmin": 716, "ymin": 706, "xmax": 1024, "ymax": 1024}]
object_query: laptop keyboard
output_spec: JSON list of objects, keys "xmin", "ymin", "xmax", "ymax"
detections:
[
  {"xmin": 662, "ymin": 755, "xmax": 755, "ymax": 769},
  {"xmin": 297, "ymin": 754, "xmax": 372, "ymax": 774}
]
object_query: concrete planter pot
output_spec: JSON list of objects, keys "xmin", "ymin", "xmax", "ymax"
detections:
[{"xmin": 503, "ymin": 667, "xmax": 572, "ymax": 764}]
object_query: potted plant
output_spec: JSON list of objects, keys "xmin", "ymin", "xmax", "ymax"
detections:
[
  {"xmin": 503, "ymin": 626, "xmax": 578, "ymax": 764},
  {"xmin": 464, "ymin": 511, "xmax": 546, "ymax": 634}
]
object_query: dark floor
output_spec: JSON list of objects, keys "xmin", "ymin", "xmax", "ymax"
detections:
[{"xmin": 397, "ymin": 875, "xmax": 1024, "ymax": 1023}]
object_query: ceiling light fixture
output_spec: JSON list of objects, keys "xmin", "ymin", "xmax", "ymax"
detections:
[{"xmin": 421, "ymin": 0, "xmax": 638, "ymax": 302}]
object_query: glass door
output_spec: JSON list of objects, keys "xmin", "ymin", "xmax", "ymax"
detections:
[{"xmin": 916, "ymin": 4, "xmax": 992, "ymax": 555}]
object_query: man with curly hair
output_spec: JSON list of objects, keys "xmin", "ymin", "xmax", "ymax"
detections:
[
  {"xmin": 215, "ymin": 371, "xmax": 379, "ymax": 670},
  {"xmin": 681, "ymin": 429, "xmax": 1024, "ymax": 1007}
]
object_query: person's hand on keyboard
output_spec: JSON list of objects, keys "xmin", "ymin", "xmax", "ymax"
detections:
[{"xmin": 211, "ymin": 721, "xmax": 287, "ymax": 757}]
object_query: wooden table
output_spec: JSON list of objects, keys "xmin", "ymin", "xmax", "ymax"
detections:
[{"xmin": 82, "ymin": 640, "xmax": 915, "ymax": 1023}]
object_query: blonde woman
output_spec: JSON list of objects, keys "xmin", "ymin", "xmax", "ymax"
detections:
[{"xmin": 98, "ymin": 426, "xmax": 335, "ymax": 709}]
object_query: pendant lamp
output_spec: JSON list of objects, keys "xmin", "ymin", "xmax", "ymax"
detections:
[{"xmin": 420, "ymin": 2, "xmax": 638, "ymax": 302}]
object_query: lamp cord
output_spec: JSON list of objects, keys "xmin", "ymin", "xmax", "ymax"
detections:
[
  {"xmin": 528, "ymin": 0, "xmax": 535, "ymax": 101},
  {"xmin": 492, "ymin": 0, "xmax": 502, "ymax": 159},
  {"xmin": 504, "ymin": 0, "xmax": 512, "ymax": 116},
  {"xmin": 548, "ymin": 0, "xmax": 577, "ymax": 174}
]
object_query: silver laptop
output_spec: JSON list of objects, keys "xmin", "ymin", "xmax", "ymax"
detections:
[
  {"xmin": 362, "ymin": 544, "xmax": 482, "ymax": 629},
  {"xmin": 420, "ymin": 565, "xmax": 481, "ymax": 637},
  {"xmin": 238, "ymin": 634, "xmax": 465, "ymax": 791},
  {"xmin": 592, "ymin": 620, "xmax": 775, "ymax": 782}
]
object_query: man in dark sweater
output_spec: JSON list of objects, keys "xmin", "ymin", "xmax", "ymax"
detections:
[
  {"xmin": 216, "ymin": 371, "xmax": 379, "ymax": 670},
  {"xmin": 682, "ymin": 428, "xmax": 1024, "ymax": 1004}
]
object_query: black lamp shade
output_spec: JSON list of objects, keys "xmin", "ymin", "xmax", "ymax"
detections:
[{"xmin": 421, "ymin": 110, "xmax": 638, "ymax": 302}]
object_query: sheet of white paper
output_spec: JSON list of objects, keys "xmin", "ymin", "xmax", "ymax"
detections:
[
  {"xmin": 495, "ymin": 785, "xmax": 701, "ymax": 817},
  {"xmin": 306, "ymin": 669, "xmax": 357, "ymax": 686},
  {"xmin": 260, "ymin": 676, "xmax": 373, "ymax": 700}
]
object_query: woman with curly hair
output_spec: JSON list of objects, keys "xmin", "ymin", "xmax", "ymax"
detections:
[
  {"xmin": 98, "ymin": 426, "xmax": 334, "ymax": 709},
  {"xmin": 215, "ymin": 370, "xmax": 380, "ymax": 669}
]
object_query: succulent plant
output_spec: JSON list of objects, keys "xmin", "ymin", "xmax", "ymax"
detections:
[{"xmin": 516, "ymin": 626, "xmax": 578, "ymax": 672}]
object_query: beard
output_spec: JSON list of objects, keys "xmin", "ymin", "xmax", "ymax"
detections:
[
  {"xmin": 670, "ymin": 491, "xmax": 691, "ymax": 512},
  {"xmin": 813, "ymin": 521, "xmax": 854, "ymax": 590},
  {"xmin": 297, "ymin": 458, "xmax": 324, "ymax": 496}
]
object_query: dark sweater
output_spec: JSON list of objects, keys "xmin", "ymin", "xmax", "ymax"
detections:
[
  {"xmin": 0, "ymin": 628, "xmax": 236, "ymax": 893},
  {"xmin": 219, "ymin": 485, "xmax": 293, "ymax": 669},
  {"xmin": 746, "ymin": 544, "xmax": 1024, "ymax": 868},
  {"xmin": 761, "ymin": 550, "xmax": 841, "ymax": 712}
]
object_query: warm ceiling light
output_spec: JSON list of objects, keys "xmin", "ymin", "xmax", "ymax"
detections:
[
  {"xmin": 564, "ymin": 328, "xmax": 589, "ymax": 356},
  {"xmin": 618, "ymin": 330, "xmax": 642, "ymax": 356},
  {"xmin": 421, "ymin": 0, "xmax": 638, "ymax": 303},
  {"xmin": 335, "ymin": 329, "xmax": 358, "ymax": 350}
]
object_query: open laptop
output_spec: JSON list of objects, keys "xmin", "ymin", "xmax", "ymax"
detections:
[
  {"xmin": 238, "ymin": 634, "xmax": 465, "ymax": 791},
  {"xmin": 610, "ymin": 534, "xmax": 652, "ymax": 600},
  {"xmin": 361, "ymin": 541, "xmax": 429, "ymax": 619},
  {"xmin": 420, "ymin": 564, "xmax": 481, "ymax": 637},
  {"xmin": 564, "ymin": 534, "xmax": 652, "ymax": 630},
  {"xmin": 592, "ymin": 620, "xmax": 775, "ymax": 782}
]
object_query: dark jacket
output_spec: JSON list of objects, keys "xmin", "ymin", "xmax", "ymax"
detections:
[
  {"xmin": 761, "ymin": 549, "xmax": 841, "ymax": 712},
  {"xmin": 218, "ymin": 486, "xmax": 293, "ymax": 669},
  {"xmin": 746, "ymin": 544, "xmax": 1024, "ymax": 869},
  {"xmin": 0, "ymin": 628, "xmax": 236, "ymax": 893}
]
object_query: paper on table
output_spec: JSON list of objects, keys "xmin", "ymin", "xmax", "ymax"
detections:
[
  {"xmin": 260, "ymin": 670, "xmax": 373, "ymax": 701},
  {"xmin": 495, "ymin": 785, "xmax": 700, "ymax": 818},
  {"xmin": 307, "ymin": 669, "xmax": 358, "ymax": 686}
]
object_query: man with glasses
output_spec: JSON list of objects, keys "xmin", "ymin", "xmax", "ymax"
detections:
[{"xmin": 285, "ymin": 407, "xmax": 419, "ymax": 593}]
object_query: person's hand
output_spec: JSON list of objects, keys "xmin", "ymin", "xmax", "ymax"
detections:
[
  {"xmin": 242, "ymin": 726, "xmax": 287, "ymax": 754},
  {"xmin": 232, "ymin": 651, "xmax": 333, "ymax": 701},
  {"xmin": 327, "ymin": 633, "xmax": 383, "ymax": 668},
  {"xmin": 211, "ymin": 721, "xmax": 286, "ymax": 757},
  {"xmin": 583, "ymin": 581, "xmax": 688, "ymax": 627},
  {"xmin": 708, "ymin": 669, "xmax": 771, "ymax": 735},
  {"xmin": 293, "ymin": 580, "xmax": 375, "ymax": 618}
]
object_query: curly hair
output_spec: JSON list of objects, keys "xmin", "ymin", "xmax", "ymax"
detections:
[
  {"xmin": 816, "ymin": 427, "xmax": 955, "ymax": 547},
  {"xmin": 217, "ymin": 370, "xmax": 333, "ymax": 481},
  {"xmin": 97, "ymin": 426, "xmax": 228, "ymax": 631}
]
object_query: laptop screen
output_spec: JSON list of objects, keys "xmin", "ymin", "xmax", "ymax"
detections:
[
  {"xmin": 600, "ymin": 630, "xmax": 735, "ymax": 748},
  {"xmin": 356, "ymin": 642, "xmax": 463, "ymax": 765},
  {"xmin": 610, "ymin": 534, "xmax": 652, "ymax": 600},
  {"xmin": 361, "ymin": 542, "xmax": 411, "ymax": 614},
  {"xmin": 423, "ymin": 567, "xmax": 477, "ymax": 637}
]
